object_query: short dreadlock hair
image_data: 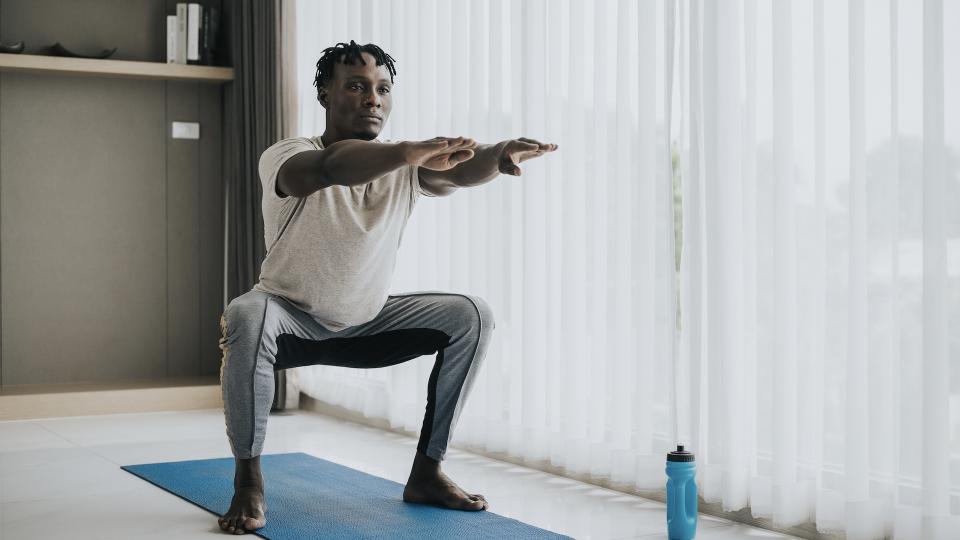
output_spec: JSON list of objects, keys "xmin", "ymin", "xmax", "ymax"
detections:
[{"xmin": 313, "ymin": 40, "xmax": 397, "ymax": 103}]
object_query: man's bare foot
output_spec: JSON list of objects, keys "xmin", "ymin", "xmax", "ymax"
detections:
[
  {"xmin": 402, "ymin": 449, "xmax": 489, "ymax": 511},
  {"xmin": 218, "ymin": 456, "xmax": 267, "ymax": 535}
]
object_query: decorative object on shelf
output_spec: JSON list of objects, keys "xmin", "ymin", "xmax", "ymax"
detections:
[
  {"xmin": 45, "ymin": 42, "xmax": 117, "ymax": 59},
  {"xmin": 0, "ymin": 40, "xmax": 25, "ymax": 54}
]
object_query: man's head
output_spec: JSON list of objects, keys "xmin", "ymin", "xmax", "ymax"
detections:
[{"xmin": 313, "ymin": 40, "xmax": 397, "ymax": 142}]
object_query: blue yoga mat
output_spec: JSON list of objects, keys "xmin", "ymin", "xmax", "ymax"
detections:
[{"xmin": 121, "ymin": 452, "xmax": 573, "ymax": 539}]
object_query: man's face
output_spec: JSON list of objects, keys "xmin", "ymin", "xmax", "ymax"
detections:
[{"xmin": 318, "ymin": 51, "xmax": 393, "ymax": 141}]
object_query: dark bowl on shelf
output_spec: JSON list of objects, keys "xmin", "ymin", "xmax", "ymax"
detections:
[
  {"xmin": 0, "ymin": 40, "xmax": 25, "ymax": 54},
  {"xmin": 45, "ymin": 42, "xmax": 117, "ymax": 59}
]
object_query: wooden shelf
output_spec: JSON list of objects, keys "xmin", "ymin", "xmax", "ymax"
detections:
[{"xmin": 0, "ymin": 53, "xmax": 234, "ymax": 82}]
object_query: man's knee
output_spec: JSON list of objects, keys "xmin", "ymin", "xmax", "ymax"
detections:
[
  {"xmin": 220, "ymin": 291, "xmax": 272, "ymax": 379},
  {"xmin": 472, "ymin": 295, "xmax": 496, "ymax": 331},
  {"xmin": 457, "ymin": 294, "xmax": 496, "ymax": 335},
  {"xmin": 224, "ymin": 290, "xmax": 269, "ymax": 325}
]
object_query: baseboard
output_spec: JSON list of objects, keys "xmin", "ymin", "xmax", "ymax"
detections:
[
  {"xmin": 297, "ymin": 392, "xmax": 412, "ymax": 435},
  {"xmin": 0, "ymin": 376, "xmax": 222, "ymax": 421}
]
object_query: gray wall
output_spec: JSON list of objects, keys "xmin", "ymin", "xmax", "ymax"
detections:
[{"xmin": 0, "ymin": 0, "xmax": 225, "ymax": 386}]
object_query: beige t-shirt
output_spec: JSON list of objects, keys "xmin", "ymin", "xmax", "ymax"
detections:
[{"xmin": 252, "ymin": 135, "xmax": 435, "ymax": 331}]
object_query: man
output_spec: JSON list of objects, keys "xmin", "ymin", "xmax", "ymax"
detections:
[{"xmin": 217, "ymin": 40, "xmax": 557, "ymax": 535}]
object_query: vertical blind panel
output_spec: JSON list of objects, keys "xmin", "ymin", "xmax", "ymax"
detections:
[
  {"xmin": 626, "ymin": 0, "xmax": 656, "ymax": 466},
  {"xmin": 661, "ymin": 0, "xmax": 680, "ymax": 455},
  {"xmin": 771, "ymin": 0, "xmax": 804, "ymax": 527},
  {"xmin": 920, "ymin": 0, "xmax": 950, "ymax": 536},
  {"xmin": 679, "ymin": 0, "xmax": 707, "ymax": 472},
  {"xmin": 846, "ymin": 0, "xmax": 869, "ymax": 505},
  {"xmin": 740, "ymin": 0, "xmax": 760, "ymax": 510},
  {"xmin": 804, "ymin": 0, "xmax": 827, "ymax": 522},
  {"xmin": 943, "ymin": 0, "xmax": 960, "ymax": 521},
  {"xmin": 559, "ymin": 0, "xmax": 591, "ymax": 473}
]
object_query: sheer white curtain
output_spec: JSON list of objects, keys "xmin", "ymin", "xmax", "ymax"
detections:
[
  {"xmin": 288, "ymin": 0, "xmax": 680, "ymax": 494},
  {"xmin": 281, "ymin": 0, "xmax": 959, "ymax": 538},
  {"xmin": 679, "ymin": 0, "xmax": 960, "ymax": 538}
]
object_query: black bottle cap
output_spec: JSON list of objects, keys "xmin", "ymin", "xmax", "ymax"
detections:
[{"xmin": 667, "ymin": 444, "xmax": 695, "ymax": 462}]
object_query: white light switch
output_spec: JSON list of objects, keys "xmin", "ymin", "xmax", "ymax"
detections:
[{"xmin": 171, "ymin": 121, "xmax": 200, "ymax": 139}]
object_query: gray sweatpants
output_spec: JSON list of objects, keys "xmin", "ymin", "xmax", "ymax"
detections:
[{"xmin": 218, "ymin": 289, "xmax": 495, "ymax": 461}]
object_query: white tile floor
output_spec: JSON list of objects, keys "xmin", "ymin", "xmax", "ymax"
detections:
[{"xmin": 0, "ymin": 409, "xmax": 801, "ymax": 539}]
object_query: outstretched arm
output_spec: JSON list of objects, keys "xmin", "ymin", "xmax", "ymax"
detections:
[
  {"xmin": 278, "ymin": 137, "xmax": 474, "ymax": 197},
  {"xmin": 419, "ymin": 138, "xmax": 559, "ymax": 195}
]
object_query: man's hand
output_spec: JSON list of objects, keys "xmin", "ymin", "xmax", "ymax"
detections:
[
  {"xmin": 498, "ymin": 137, "xmax": 559, "ymax": 176},
  {"xmin": 401, "ymin": 136, "xmax": 478, "ymax": 171}
]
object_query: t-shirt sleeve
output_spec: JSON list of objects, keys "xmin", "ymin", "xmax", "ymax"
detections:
[
  {"xmin": 409, "ymin": 164, "xmax": 425, "ymax": 213},
  {"xmin": 412, "ymin": 165, "xmax": 439, "ymax": 198},
  {"xmin": 379, "ymin": 138, "xmax": 433, "ymax": 212},
  {"xmin": 258, "ymin": 137, "xmax": 318, "ymax": 200}
]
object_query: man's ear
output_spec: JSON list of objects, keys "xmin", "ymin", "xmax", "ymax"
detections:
[{"xmin": 318, "ymin": 90, "xmax": 328, "ymax": 108}]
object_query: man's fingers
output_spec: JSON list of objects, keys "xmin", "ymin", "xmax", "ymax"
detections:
[
  {"xmin": 509, "ymin": 148, "xmax": 546, "ymax": 164},
  {"xmin": 494, "ymin": 137, "xmax": 559, "ymax": 175},
  {"xmin": 515, "ymin": 141, "xmax": 539, "ymax": 151},
  {"xmin": 517, "ymin": 137, "xmax": 547, "ymax": 150},
  {"xmin": 426, "ymin": 138, "xmax": 475, "ymax": 157},
  {"xmin": 451, "ymin": 149, "xmax": 475, "ymax": 163},
  {"xmin": 517, "ymin": 136, "xmax": 548, "ymax": 146},
  {"xmin": 517, "ymin": 137, "xmax": 558, "ymax": 151},
  {"xmin": 507, "ymin": 138, "xmax": 559, "ymax": 164},
  {"xmin": 435, "ymin": 136, "xmax": 475, "ymax": 146},
  {"xmin": 423, "ymin": 137, "xmax": 476, "ymax": 147}
]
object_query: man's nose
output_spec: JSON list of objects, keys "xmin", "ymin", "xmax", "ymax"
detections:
[{"xmin": 363, "ymin": 90, "xmax": 381, "ymax": 108}]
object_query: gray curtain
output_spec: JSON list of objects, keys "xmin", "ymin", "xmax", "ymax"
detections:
[
  {"xmin": 221, "ymin": 0, "xmax": 286, "ymax": 408},
  {"xmin": 223, "ymin": 0, "xmax": 277, "ymax": 304}
]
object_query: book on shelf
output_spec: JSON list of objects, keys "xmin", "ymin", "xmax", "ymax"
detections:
[
  {"xmin": 200, "ymin": 6, "xmax": 220, "ymax": 66},
  {"xmin": 166, "ymin": 15, "xmax": 177, "ymax": 63},
  {"xmin": 175, "ymin": 3, "xmax": 187, "ymax": 64},
  {"xmin": 166, "ymin": 2, "xmax": 220, "ymax": 66},
  {"xmin": 186, "ymin": 3, "xmax": 201, "ymax": 64}
]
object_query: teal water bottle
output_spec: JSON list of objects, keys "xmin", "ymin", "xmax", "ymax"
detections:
[{"xmin": 666, "ymin": 444, "xmax": 697, "ymax": 539}]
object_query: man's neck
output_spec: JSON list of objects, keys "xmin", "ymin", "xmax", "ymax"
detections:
[{"xmin": 320, "ymin": 131, "xmax": 376, "ymax": 148}]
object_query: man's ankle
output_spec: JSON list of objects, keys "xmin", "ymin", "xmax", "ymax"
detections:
[
  {"xmin": 411, "ymin": 449, "xmax": 440, "ymax": 476},
  {"xmin": 235, "ymin": 455, "xmax": 264, "ymax": 489}
]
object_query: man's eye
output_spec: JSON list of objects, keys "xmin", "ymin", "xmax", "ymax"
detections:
[
  {"xmin": 379, "ymin": 87, "xmax": 391, "ymax": 93},
  {"xmin": 350, "ymin": 83, "xmax": 363, "ymax": 90}
]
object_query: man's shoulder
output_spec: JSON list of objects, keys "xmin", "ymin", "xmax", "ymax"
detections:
[
  {"xmin": 259, "ymin": 136, "xmax": 321, "ymax": 170},
  {"xmin": 266, "ymin": 135, "xmax": 322, "ymax": 152}
]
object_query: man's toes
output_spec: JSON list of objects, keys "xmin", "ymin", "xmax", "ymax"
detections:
[
  {"xmin": 461, "ymin": 496, "xmax": 486, "ymax": 511},
  {"xmin": 243, "ymin": 516, "xmax": 265, "ymax": 530},
  {"xmin": 468, "ymin": 493, "xmax": 487, "ymax": 502}
]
